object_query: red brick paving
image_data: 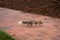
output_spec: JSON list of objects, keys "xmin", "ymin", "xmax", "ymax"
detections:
[{"xmin": 0, "ymin": 8, "xmax": 60, "ymax": 40}]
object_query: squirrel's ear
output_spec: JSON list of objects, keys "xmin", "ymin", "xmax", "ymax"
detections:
[{"xmin": 39, "ymin": 21, "xmax": 43, "ymax": 24}]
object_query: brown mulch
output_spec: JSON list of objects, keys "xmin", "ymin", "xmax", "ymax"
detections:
[{"xmin": 0, "ymin": 0, "xmax": 60, "ymax": 18}]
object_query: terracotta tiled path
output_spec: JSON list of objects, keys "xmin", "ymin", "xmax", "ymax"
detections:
[{"xmin": 0, "ymin": 7, "xmax": 60, "ymax": 40}]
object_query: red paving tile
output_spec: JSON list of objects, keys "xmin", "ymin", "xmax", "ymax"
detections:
[{"xmin": 0, "ymin": 8, "xmax": 60, "ymax": 40}]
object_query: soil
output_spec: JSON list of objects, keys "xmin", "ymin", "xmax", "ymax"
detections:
[{"xmin": 0, "ymin": 0, "xmax": 60, "ymax": 18}]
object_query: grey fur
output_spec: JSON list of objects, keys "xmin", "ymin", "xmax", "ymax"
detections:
[{"xmin": 18, "ymin": 20, "xmax": 43, "ymax": 26}]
